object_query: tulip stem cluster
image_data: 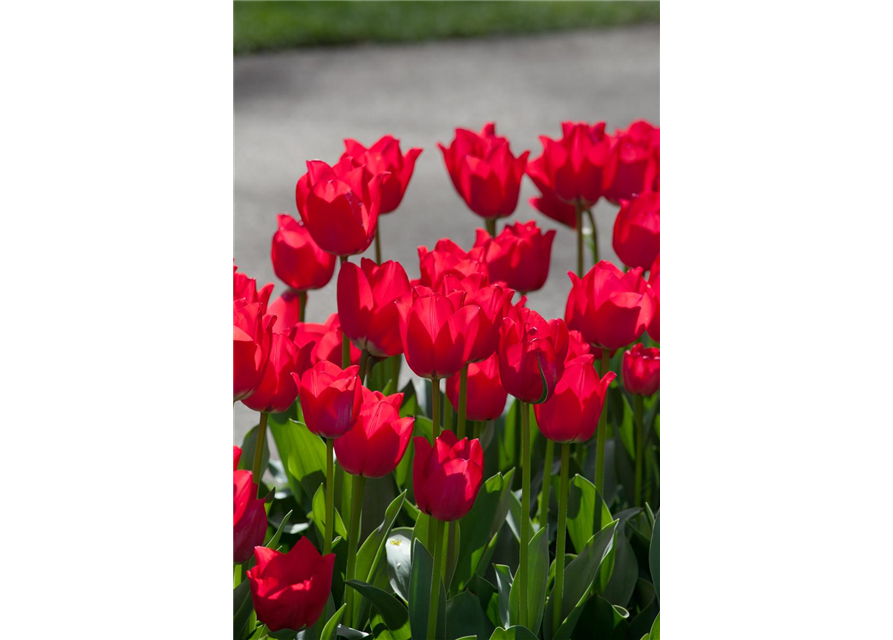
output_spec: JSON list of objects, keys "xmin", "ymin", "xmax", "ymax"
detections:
[
  {"xmin": 324, "ymin": 438, "xmax": 335, "ymax": 555},
  {"xmin": 426, "ymin": 518, "xmax": 445, "ymax": 640},
  {"xmin": 634, "ymin": 394, "xmax": 645, "ymax": 507},
  {"xmin": 344, "ymin": 473, "xmax": 366, "ymax": 626},
  {"xmin": 553, "ymin": 442, "xmax": 571, "ymax": 635},
  {"xmin": 251, "ymin": 412, "xmax": 269, "ymax": 499},
  {"xmin": 519, "ymin": 400, "xmax": 532, "ymax": 629},
  {"xmin": 594, "ymin": 350, "xmax": 611, "ymax": 529},
  {"xmin": 540, "ymin": 439, "xmax": 554, "ymax": 531}
]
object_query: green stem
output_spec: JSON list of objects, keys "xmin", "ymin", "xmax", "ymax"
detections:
[
  {"xmin": 340, "ymin": 256, "xmax": 350, "ymax": 369},
  {"xmin": 575, "ymin": 202, "xmax": 584, "ymax": 276},
  {"xmin": 540, "ymin": 439, "xmax": 554, "ymax": 531},
  {"xmin": 324, "ymin": 438, "xmax": 334, "ymax": 555},
  {"xmin": 634, "ymin": 394, "xmax": 644, "ymax": 507},
  {"xmin": 553, "ymin": 442, "xmax": 570, "ymax": 635},
  {"xmin": 585, "ymin": 208, "xmax": 598, "ymax": 264},
  {"xmin": 444, "ymin": 393, "xmax": 453, "ymax": 432},
  {"xmin": 344, "ymin": 473, "xmax": 366, "ymax": 626},
  {"xmin": 445, "ymin": 520, "xmax": 457, "ymax": 591},
  {"xmin": 431, "ymin": 377, "xmax": 441, "ymax": 441},
  {"xmin": 359, "ymin": 350, "xmax": 370, "ymax": 383},
  {"xmin": 519, "ymin": 400, "xmax": 531, "ymax": 628},
  {"xmin": 472, "ymin": 420, "xmax": 481, "ymax": 440},
  {"xmin": 426, "ymin": 518, "xmax": 445, "ymax": 640},
  {"xmin": 575, "ymin": 441, "xmax": 585, "ymax": 468},
  {"xmin": 299, "ymin": 291, "xmax": 307, "ymax": 324},
  {"xmin": 374, "ymin": 223, "xmax": 382, "ymax": 264},
  {"xmin": 252, "ymin": 412, "xmax": 268, "ymax": 498},
  {"xmin": 485, "ymin": 217, "xmax": 497, "ymax": 237},
  {"xmin": 457, "ymin": 364, "xmax": 468, "ymax": 439},
  {"xmin": 594, "ymin": 350, "xmax": 610, "ymax": 530}
]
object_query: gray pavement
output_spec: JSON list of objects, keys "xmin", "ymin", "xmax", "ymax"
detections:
[{"xmin": 234, "ymin": 27, "xmax": 659, "ymax": 443}]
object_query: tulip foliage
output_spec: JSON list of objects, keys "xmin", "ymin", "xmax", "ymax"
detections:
[{"xmin": 234, "ymin": 123, "xmax": 660, "ymax": 640}]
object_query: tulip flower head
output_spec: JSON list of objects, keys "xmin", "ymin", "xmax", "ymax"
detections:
[
  {"xmin": 334, "ymin": 388, "xmax": 414, "ymax": 478},
  {"xmin": 295, "ymin": 157, "xmax": 384, "ymax": 257},
  {"xmin": 233, "ymin": 445, "xmax": 242, "ymax": 471},
  {"xmin": 417, "ymin": 238, "xmax": 488, "ymax": 290},
  {"xmin": 612, "ymin": 192, "xmax": 660, "ymax": 270},
  {"xmin": 604, "ymin": 119, "xmax": 660, "ymax": 203},
  {"xmin": 270, "ymin": 214, "xmax": 336, "ymax": 292},
  {"xmin": 534, "ymin": 355, "xmax": 615, "ymax": 443},
  {"xmin": 498, "ymin": 307, "xmax": 569, "ymax": 404},
  {"xmin": 413, "ymin": 430, "xmax": 485, "ymax": 521},
  {"xmin": 247, "ymin": 537, "xmax": 335, "ymax": 632},
  {"xmin": 439, "ymin": 122, "xmax": 529, "ymax": 219},
  {"xmin": 446, "ymin": 353, "xmax": 508, "ymax": 422},
  {"xmin": 233, "ymin": 469, "xmax": 267, "ymax": 564},
  {"xmin": 529, "ymin": 184, "xmax": 578, "ymax": 229},
  {"xmin": 474, "ymin": 221, "xmax": 556, "ymax": 294},
  {"xmin": 233, "ymin": 300, "xmax": 275, "ymax": 402},
  {"xmin": 647, "ymin": 255, "xmax": 660, "ymax": 342},
  {"xmin": 234, "ymin": 264, "xmax": 273, "ymax": 310},
  {"xmin": 622, "ymin": 343, "xmax": 660, "ymax": 396},
  {"xmin": 289, "ymin": 313, "xmax": 362, "ymax": 366},
  {"xmin": 297, "ymin": 361, "xmax": 362, "ymax": 439},
  {"xmin": 565, "ymin": 260, "xmax": 653, "ymax": 350},
  {"xmin": 343, "ymin": 135, "xmax": 422, "ymax": 214},
  {"xmin": 242, "ymin": 330, "xmax": 313, "ymax": 414},
  {"xmin": 337, "ymin": 258, "xmax": 412, "ymax": 358}
]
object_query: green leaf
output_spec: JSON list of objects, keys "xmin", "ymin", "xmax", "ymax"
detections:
[
  {"xmin": 492, "ymin": 564, "xmax": 513, "ymax": 629},
  {"xmin": 498, "ymin": 400, "xmax": 520, "ymax": 474},
  {"xmin": 312, "ymin": 483, "xmax": 347, "ymax": 542},
  {"xmin": 583, "ymin": 594, "xmax": 630, "ymax": 639},
  {"xmin": 488, "ymin": 627, "xmax": 539, "ymax": 640},
  {"xmin": 319, "ymin": 604, "xmax": 346, "ymax": 640},
  {"xmin": 239, "ymin": 423, "xmax": 270, "ymax": 476},
  {"xmin": 566, "ymin": 475, "xmax": 612, "ymax": 554},
  {"xmin": 650, "ymin": 511, "xmax": 660, "ymax": 602},
  {"xmin": 394, "ymin": 416, "xmax": 432, "ymax": 494},
  {"xmin": 263, "ymin": 509, "xmax": 292, "ymax": 550},
  {"xmin": 352, "ymin": 491, "xmax": 407, "ymax": 624},
  {"xmin": 508, "ymin": 526, "xmax": 549, "ymax": 635},
  {"xmin": 409, "ymin": 539, "xmax": 446, "ymax": 640},
  {"xmin": 617, "ymin": 393, "xmax": 635, "ymax": 457},
  {"xmin": 385, "ymin": 528, "xmax": 413, "ymax": 602},
  {"xmin": 345, "ymin": 580, "xmax": 409, "ymax": 638},
  {"xmin": 268, "ymin": 416, "xmax": 326, "ymax": 509},
  {"xmin": 650, "ymin": 612, "xmax": 660, "ymax": 640},
  {"xmin": 233, "ymin": 579, "xmax": 253, "ymax": 639},
  {"xmin": 506, "ymin": 490, "xmax": 535, "ymax": 544},
  {"xmin": 602, "ymin": 522, "xmax": 638, "ymax": 607},
  {"xmin": 453, "ymin": 470, "xmax": 515, "ymax": 591},
  {"xmin": 446, "ymin": 591, "xmax": 494, "ymax": 640}
]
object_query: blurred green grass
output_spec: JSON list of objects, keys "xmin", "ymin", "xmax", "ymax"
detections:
[{"xmin": 234, "ymin": 1, "xmax": 660, "ymax": 54}]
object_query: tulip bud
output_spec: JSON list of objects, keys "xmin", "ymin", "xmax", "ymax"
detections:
[
  {"xmin": 413, "ymin": 431, "xmax": 485, "ymax": 521},
  {"xmin": 334, "ymin": 389, "xmax": 414, "ymax": 478},
  {"xmin": 612, "ymin": 192, "xmax": 660, "ymax": 270},
  {"xmin": 534, "ymin": 355, "xmax": 615, "ymax": 443},
  {"xmin": 271, "ymin": 214, "xmax": 336, "ymax": 292},
  {"xmin": 233, "ymin": 469, "xmax": 267, "ymax": 564},
  {"xmin": 622, "ymin": 344, "xmax": 660, "ymax": 396},
  {"xmin": 247, "ymin": 538, "xmax": 335, "ymax": 632},
  {"xmin": 297, "ymin": 361, "xmax": 362, "ymax": 439}
]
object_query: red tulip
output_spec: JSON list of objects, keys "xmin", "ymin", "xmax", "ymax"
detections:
[
  {"xmin": 474, "ymin": 221, "xmax": 556, "ymax": 293},
  {"xmin": 295, "ymin": 158, "xmax": 383, "ymax": 257},
  {"xmin": 247, "ymin": 538, "xmax": 335, "ymax": 632},
  {"xmin": 498, "ymin": 307, "xmax": 569, "ymax": 404},
  {"xmin": 334, "ymin": 388, "xmax": 414, "ymax": 477},
  {"xmin": 438, "ymin": 122, "xmax": 529, "ymax": 219},
  {"xmin": 234, "ymin": 265, "xmax": 273, "ymax": 310},
  {"xmin": 234, "ymin": 445, "xmax": 242, "ymax": 471},
  {"xmin": 418, "ymin": 238, "xmax": 487, "ymax": 290},
  {"xmin": 396, "ymin": 288, "xmax": 481, "ymax": 380},
  {"xmin": 565, "ymin": 261, "xmax": 653, "ymax": 350},
  {"xmin": 648, "ymin": 255, "xmax": 660, "ymax": 342},
  {"xmin": 271, "ymin": 214, "xmax": 336, "ymax": 291},
  {"xmin": 527, "ymin": 121, "xmax": 619, "ymax": 209},
  {"xmin": 337, "ymin": 258, "xmax": 412, "ymax": 358},
  {"xmin": 234, "ymin": 469, "xmax": 267, "ymax": 564},
  {"xmin": 446, "ymin": 353, "xmax": 507, "ymax": 422},
  {"xmin": 529, "ymin": 185, "xmax": 577, "ymax": 229},
  {"xmin": 604, "ymin": 120, "xmax": 660, "ymax": 203},
  {"xmin": 612, "ymin": 192, "xmax": 660, "ymax": 270},
  {"xmin": 242, "ymin": 331, "xmax": 313, "ymax": 414},
  {"xmin": 622, "ymin": 343, "xmax": 660, "ymax": 396},
  {"xmin": 413, "ymin": 430, "xmax": 485, "ymax": 521},
  {"xmin": 290, "ymin": 314, "xmax": 362, "ymax": 366},
  {"xmin": 534, "ymin": 355, "xmax": 615, "ymax": 443},
  {"xmin": 296, "ymin": 361, "xmax": 362, "ymax": 439},
  {"xmin": 234, "ymin": 300, "xmax": 275, "ymax": 402},
  {"xmin": 566, "ymin": 330, "xmax": 592, "ymax": 363},
  {"xmin": 343, "ymin": 136, "xmax": 422, "ymax": 214},
  {"xmin": 436, "ymin": 271, "xmax": 514, "ymax": 363}
]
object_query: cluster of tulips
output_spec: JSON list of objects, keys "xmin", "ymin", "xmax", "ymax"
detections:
[{"xmin": 234, "ymin": 119, "xmax": 660, "ymax": 640}]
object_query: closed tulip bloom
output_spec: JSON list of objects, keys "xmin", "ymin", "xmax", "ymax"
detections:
[
  {"xmin": 295, "ymin": 158, "xmax": 383, "ymax": 257},
  {"xmin": 612, "ymin": 192, "xmax": 660, "ymax": 270},
  {"xmin": 247, "ymin": 537, "xmax": 335, "ymax": 632},
  {"xmin": 529, "ymin": 185, "xmax": 578, "ymax": 229},
  {"xmin": 334, "ymin": 389, "xmax": 414, "ymax": 477},
  {"xmin": 233, "ymin": 445, "xmax": 242, "ymax": 471},
  {"xmin": 290, "ymin": 313, "xmax": 362, "ymax": 366},
  {"xmin": 343, "ymin": 136, "xmax": 422, "ymax": 214},
  {"xmin": 242, "ymin": 331, "xmax": 313, "ymax": 414},
  {"xmin": 418, "ymin": 238, "xmax": 487, "ymax": 290},
  {"xmin": 439, "ymin": 122, "xmax": 529, "ymax": 219},
  {"xmin": 648, "ymin": 255, "xmax": 660, "ymax": 342},
  {"xmin": 446, "ymin": 353, "xmax": 507, "ymax": 422},
  {"xmin": 234, "ymin": 300, "xmax": 275, "ymax": 402},
  {"xmin": 498, "ymin": 307, "xmax": 569, "ymax": 404},
  {"xmin": 604, "ymin": 120, "xmax": 660, "ymax": 203},
  {"xmin": 234, "ymin": 469, "xmax": 268, "ymax": 564},
  {"xmin": 534, "ymin": 355, "xmax": 615, "ymax": 443},
  {"xmin": 396, "ymin": 288, "xmax": 481, "ymax": 380},
  {"xmin": 297, "ymin": 361, "xmax": 362, "ymax": 439},
  {"xmin": 623, "ymin": 344, "xmax": 660, "ymax": 396},
  {"xmin": 234, "ymin": 265, "xmax": 273, "ymax": 310},
  {"xmin": 565, "ymin": 261, "xmax": 653, "ymax": 350},
  {"xmin": 474, "ymin": 221, "xmax": 556, "ymax": 293},
  {"xmin": 437, "ymin": 272, "xmax": 514, "ymax": 363},
  {"xmin": 527, "ymin": 121, "xmax": 619, "ymax": 209},
  {"xmin": 413, "ymin": 430, "xmax": 485, "ymax": 521},
  {"xmin": 337, "ymin": 258, "xmax": 412, "ymax": 358},
  {"xmin": 271, "ymin": 214, "xmax": 336, "ymax": 291}
]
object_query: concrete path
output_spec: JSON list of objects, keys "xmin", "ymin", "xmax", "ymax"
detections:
[{"xmin": 234, "ymin": 27, "xmax": 659, "ymax": 443}]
